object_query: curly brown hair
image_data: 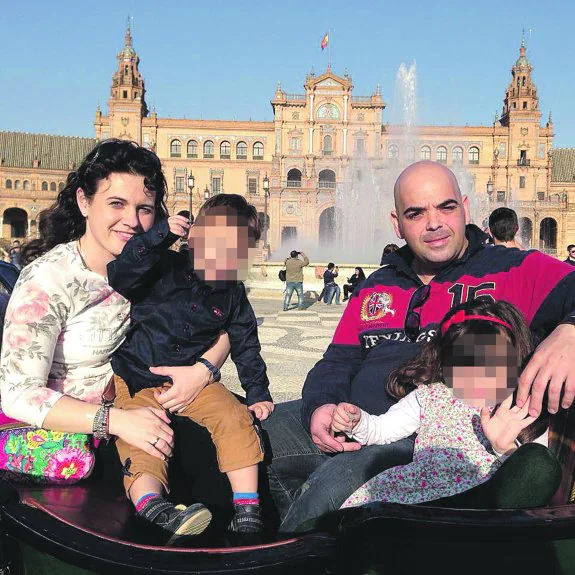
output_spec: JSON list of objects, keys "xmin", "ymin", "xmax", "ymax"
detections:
[{"xmin": 387, "ymin": 299, "xmax": 547, "ymax": 444}]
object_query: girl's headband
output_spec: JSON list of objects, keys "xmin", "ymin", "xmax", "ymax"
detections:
[{"xmin": 440, "ymin": 310, "xmax": 512, "ymax": 336}]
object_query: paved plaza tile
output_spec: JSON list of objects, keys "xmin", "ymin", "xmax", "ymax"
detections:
[{"xmin": 221, "ymin": 298, "xmax": 346, "ymax": 403}]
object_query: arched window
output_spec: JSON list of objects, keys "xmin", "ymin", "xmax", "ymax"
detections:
[
  {"xmin": 436, "ymin": 146, "xmax": 447, "ymax": 164},
  {"xmin": 253, "ymin": 142, "xmax": 264, "ymax": 160},
  {"xmin": 41, "ymin": 181, "xmax": 48, "ymax": 191},
  {"xmin": 420, "ymin": 146, "xmax": 431, "ymax": 160},
  {"xmin": 287, "ymin": 168, "xmax": 302, "ymax": 188},
  {"xmin": 323, "ymin": 135, "xmax": 333, "ymax": 156},
  {"xmin": 220, "ymin": 141, "xmax": 231, "ymax": 159},
  {"xmin": 469, "ymin": 146, "xmax": 480, "ymax": 164},
  {"xmin": 388, "ymin": 145, "xmax": 399, "ymax": 160},
  {"xmin": 170, "ymin": 139, "xmax": 182, "ymax": 158},
  {"xmin": 318, "ymin": 169, "xmax": 336, "ymax": 189},
  {"xmin": 23, "ymin": 180, "xmax": 30, "ymax": 190},
  {"xmin": 236, "ymin": 141, "xmax": 247, "ymax": 159},
  {"xmin": 453, "ymin": 146, "xmax": 463, "ymax": 163},
  {"xmin": 14, "ymin": 180, "xmax": 21, "ymax": 190},
  {"xmin": 187, "ymin": 140, "xmax": 198, "ymax": 158},
  {"xmin": 203, "ymin": 140, "xmax": 214, "ymax": 158},
  {"xmin": 5, "ymin": 179, "xmax": 12, "ymax": 189},
  {"xmin": 50, "ymin": 182, "xmax": 57, "ymax": 192},
  {"xmin": 58, "ymin": 182, "xmax": 64, "ymax": 191}
]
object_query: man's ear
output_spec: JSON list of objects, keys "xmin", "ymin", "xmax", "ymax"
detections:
[
  {"xmin": 461, "ymin": 195, "xmax": 471, "ymax": 225},
  {"xmin": 391, "ymin": 211, "xmax": 404, "ymax": 240},
  {"xmin": 76, "ymin": 188, "xmax": 88, "ymax": 217}
]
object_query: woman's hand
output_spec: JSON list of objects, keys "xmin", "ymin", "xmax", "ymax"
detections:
[
  {"xmin": 167, "ymin": 215, "xmax": 191, "ymax": 238},
  {"xmin": 480, "ymin": 393, "xmax": 537, "ymax": 456},
  {"xmin": 150, "ymin": 364, "xmax": 212, "ymax": 413},
  {"xmin": 331, "ymin": 402, "xmax": 361, "ymax": 434},
  {"xmin": 109, "ymin": 406, "xmax": 174, "ymax": 461},
  {"xmin": 248, "ymin": 401, "xmax": 274, "ymax": 421}
]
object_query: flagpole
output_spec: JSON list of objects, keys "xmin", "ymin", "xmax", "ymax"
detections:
[{"xmin": 328, "ymin": 29, "xmax": 331, "ymax": 69}]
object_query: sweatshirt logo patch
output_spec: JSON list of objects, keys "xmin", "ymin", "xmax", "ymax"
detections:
[
  {"xmin": 361, "ymin": 292, "xmax": 396, "ymax": 321},
  {"xmin": 212, "ymin": 306, "xmax": 224, "ymax": 318}
]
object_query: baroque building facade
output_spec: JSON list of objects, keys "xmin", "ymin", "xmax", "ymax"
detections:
[{"xmin": 1, "ymin": 27, "xmax": 575, "ymax": 258}]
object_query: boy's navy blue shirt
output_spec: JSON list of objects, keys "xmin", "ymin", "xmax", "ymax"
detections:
[
  {"xmin": 323, "ymin": 269, "xmax": 338, "ymax": 286},
  {"xmin": 107, "ymin": 219, "xmax": 272, "ymax": 404}
]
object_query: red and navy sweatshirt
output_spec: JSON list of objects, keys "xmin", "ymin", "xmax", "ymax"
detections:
[{"xmin": 301, "ymin": 225, "xmax": 575, "ymax": 431}]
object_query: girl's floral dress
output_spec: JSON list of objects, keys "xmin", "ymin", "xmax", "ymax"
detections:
[
  {"xmin": 342, "ymin": 382, "xmax": 501, "ymax": 507},
  {"xmin": 0, "ymin": 242, "xmax": 130, "ymax": 482}
]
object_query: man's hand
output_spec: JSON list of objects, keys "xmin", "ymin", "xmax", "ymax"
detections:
[
  {"xmin": 480, "ymin": 393, "xmax": 537, "ymax": 455},
  {"xmin": 310, "ymin": 404, "xmax": 362, "ymax": 454},
  {"xmin": 331, "ymin": 402, "xmax": 361, "ymax": 434},
  {"xmin": 517, "ymin": 323, "xmax": 575, "ymax": 416},
  {"xmin": 167, "ymin": 215, "xmax": 191, "ymax": 238},
  {"xmin": 150, "ymin": 364, "xmax": 212, "ymax": 413},
  {"xmin": 248, "ymin": 401, "xmax": 274, "ymax": 421}
]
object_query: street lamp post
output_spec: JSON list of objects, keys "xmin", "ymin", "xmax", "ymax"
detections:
[
  {"xmin": 204, "ymin": 185, "xmax": 210, "ymax": 200},
  {"xmin": 187, "ymin": 171, "xmax": 195, "ymax": 217},
  {"xmin": 486, "ymin": 177, "xmax": 494, "ymax": 210},
  {"xmin": 263, "ymin": 174, "xmax": 270, "ymax": 249}
]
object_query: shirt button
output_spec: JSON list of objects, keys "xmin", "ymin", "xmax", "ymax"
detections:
[
  {"xmin": 157, "ymin": 230, "xmax": 164, "ymax": 238},
  {"xmin": 183, "ymin": 323, "xmax": 190, "ymax": 332},
  {"xmin": 173, "ymin": 344, "xmax": 181, "ymax": 353},
  {"xmin": 191, "ymin": 304, "xmax": 198, "ymax": 312},
  {"xmin": 138, "ymin": 246, "xmax": 148, "ymax": 255}
]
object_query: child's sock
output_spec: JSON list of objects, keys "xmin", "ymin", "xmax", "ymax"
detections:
[
  {"xmin": 233, "ymin": 491, "xmax": 260, "ymax": 506},
  {"xmin": 136, "ymin": 492, "xmax": 162, "ymax": 515}
]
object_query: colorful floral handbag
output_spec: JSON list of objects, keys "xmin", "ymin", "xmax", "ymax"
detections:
[{"xmin": 0, "ymin": 411, "xmax": 95, "ymax": 484}]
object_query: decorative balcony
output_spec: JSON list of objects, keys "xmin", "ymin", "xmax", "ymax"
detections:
[
  {"xmin": 517, "ymin": 159, "xmax": 531, "ymax": 167},
  {"xmin": 318, "ymin": 181, "xmax": 336, "ymax": 189}
]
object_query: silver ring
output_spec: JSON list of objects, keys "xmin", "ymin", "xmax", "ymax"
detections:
[{"xmin": 151, "ymin": 436, "xmax": 160, "ymax": 447}]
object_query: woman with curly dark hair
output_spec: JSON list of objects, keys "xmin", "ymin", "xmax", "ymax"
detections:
[
  {"xmin": 0, "ymin": 140, "xmax": 230, "ymax": 538},
  {"xmin": 331, "ymin": 299, "xmax": 561, "ymax": 510}
]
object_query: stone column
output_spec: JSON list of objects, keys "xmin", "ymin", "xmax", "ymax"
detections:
[{"xmin": 309, "ymin": 94, "xmax": 314, "ymax": 154}]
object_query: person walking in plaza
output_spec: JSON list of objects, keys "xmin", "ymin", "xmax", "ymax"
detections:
[
  {"xmin": 8, "ymin": 240, "xmax": 21, "ymax": 270},
  {"xmin": 262, "ymin": 160, "xmax": 575, "ymax": 532},
  {"xmin": 564, "ymin": 244, "xmax": 575, "ymax": 266},
  {"xmin": 488, "ymin": 207, "xmax": 522, "ymax": 249},
  {"xmin": 322, "ymin": 263, "xmax": 341, "ymax": 305},
  {"xmin": 343, "ymin": 267, "xmax": 366, "ymax": 302},
  {"xmin": 283, "ymin": 250, "xmax": 309, "ymax": 311}
]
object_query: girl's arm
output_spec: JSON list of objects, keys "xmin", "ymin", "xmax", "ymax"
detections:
[{"xmin": 348, "ymin": 391, "xmax": 421, "ymax": 446}]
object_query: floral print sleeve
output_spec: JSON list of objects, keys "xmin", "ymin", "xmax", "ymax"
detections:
[
  {"xmin": 0, "ymin": 261, "xmax": 70, "ymax": 427},
  {"xmin": 0, "ymin": 243, "xmax": 130, "ymax": 428}
]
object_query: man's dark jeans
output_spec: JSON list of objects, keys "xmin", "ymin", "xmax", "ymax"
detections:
[{"xmin": 261, "ymin": 399, "xmax": 414, "ymax": 532}]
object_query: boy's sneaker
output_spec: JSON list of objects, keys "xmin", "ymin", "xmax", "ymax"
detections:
[
  {"xmin": 229, "ymin": 503, "xmax": 264, "ymax": 534},
  {"xmin": 139, "ymin": 497, "xmax": 212, "ymax": 544}
]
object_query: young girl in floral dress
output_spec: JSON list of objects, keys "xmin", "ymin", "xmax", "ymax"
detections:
[{"xmin": 334, "ymin": 299, "xmax": 561, "ymax": 509}]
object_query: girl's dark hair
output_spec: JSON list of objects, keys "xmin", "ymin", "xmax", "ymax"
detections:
[
  {"xmin": 387, "ymin": 299, "xmax": 547, "ymax": 444},
  {"xmin": 21, "ymin": 139, "xmax": 168, "ymax": 265},
  {"xmin": 355, "ymin": 267, "xmax": 366, "ymax": 280},
  {"xmin": 197, "ymin": 193, "xmax": 261, "ymax": 242}
]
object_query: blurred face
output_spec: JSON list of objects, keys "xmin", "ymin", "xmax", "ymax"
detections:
[
  {"xmin": 190, "ymin": 210, "xmax": 256, "ymax": 286},
  {"xmin": 77, "ymin": 173, "xmax": 156, "ymax": 263},
  {"xmin": 570, "ymin": 248, "xmax": 575, "ymax": 258},
  {"xmin": 444, "ymin": 333, "xmax": 518, "ymax": 408},
  {"xmin": 391, "ymin": 162, "xmax": 470, "ymax": 274}
]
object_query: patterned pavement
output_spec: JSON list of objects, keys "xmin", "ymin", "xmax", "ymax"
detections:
[{"xmin": 221, "ymin": 298, "xmax": 346, "ymax": 404}]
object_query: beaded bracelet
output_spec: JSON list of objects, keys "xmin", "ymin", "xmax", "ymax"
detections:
[{"xmin": 92, "ymin": 404, "xmax": 111, "ymax": 440}]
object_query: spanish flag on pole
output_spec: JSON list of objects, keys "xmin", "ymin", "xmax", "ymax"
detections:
[{"xmin": 321, "ymin": 32, "xmax": 329, "ymax": 50}]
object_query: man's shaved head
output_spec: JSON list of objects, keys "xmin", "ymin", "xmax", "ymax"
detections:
[
  {"xmin": 393, "ymin": 161, "xmax": 462, "ymax": 208},
  {"xmin": 390, "ymin": 160, "xmax": 470, "ymax": 279}
]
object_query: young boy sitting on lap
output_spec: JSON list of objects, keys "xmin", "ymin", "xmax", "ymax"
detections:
[{"xmin": 108, "ymin": 194, "xmax": 273, "ymax": 542}]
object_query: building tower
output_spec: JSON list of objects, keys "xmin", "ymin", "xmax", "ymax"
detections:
[{"xmin": 94, "ymin": 22, "xmax": 147, "ymax": 142}]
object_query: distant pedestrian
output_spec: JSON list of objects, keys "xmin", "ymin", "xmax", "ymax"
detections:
[
  {"xmin": 488, "ymin": 207, "xmax": 522, "ymax": 249},
  {"xmin": 343, "ymin": 267, "xmax": 366, "ymax": 301},
  {"xmin": 8, "ymin": 240, "xmax": 21, "ymax": 270},
  {"xmin": 380, "ymin": 243, "xmax": 399, "ymax": 265},
  {"xmin": 564, "ymin": 245, "xmax": 575, "ymax": 266},
  {"xmin": 283, "ymin": 250, "xmax": 309, "ymax": 311},
  {"xmin": 322, "ymin": 263, "xmax": 341, "ymax": 305}
]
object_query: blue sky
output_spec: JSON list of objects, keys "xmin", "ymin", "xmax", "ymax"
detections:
[{"xmin": 1, "ymin": 0, "xmax": 574, "ymax": 146}]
